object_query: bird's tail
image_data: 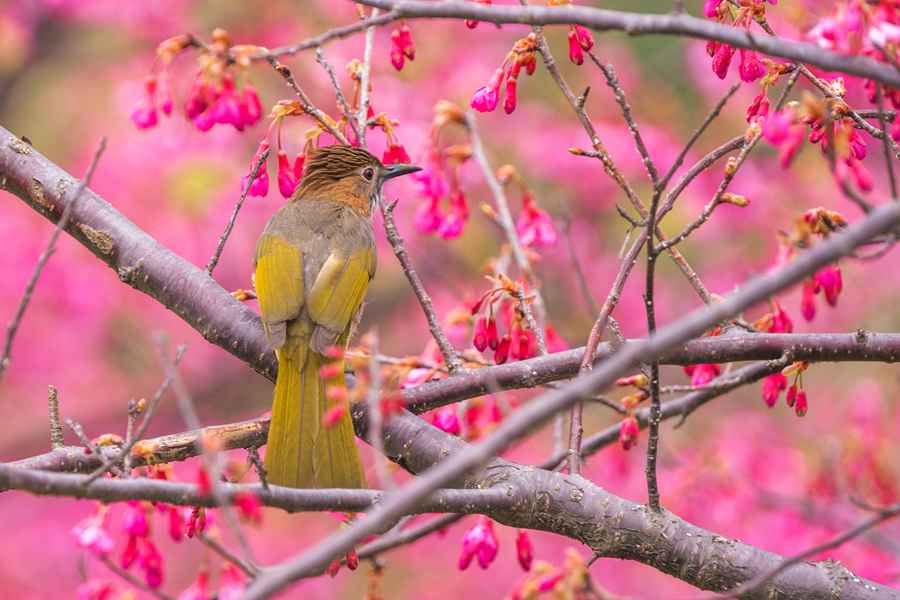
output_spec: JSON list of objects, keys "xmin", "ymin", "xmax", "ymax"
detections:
[{"xmin": 265, "ymin": 339, "xmax": 365, "ymax": 489}]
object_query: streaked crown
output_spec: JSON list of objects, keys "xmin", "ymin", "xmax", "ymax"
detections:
[{"xmin": 296, "ymin": 145, "xmax": 384, "ymax": 198}]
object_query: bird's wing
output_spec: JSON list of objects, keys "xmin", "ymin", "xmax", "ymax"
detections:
[
  {"xmin": 306, "ymin": 247, "xmax": 375, "ymax": 337},
  {"xmin": 254, "ymin": 233, "xmax": 305, "ymax": 350}
]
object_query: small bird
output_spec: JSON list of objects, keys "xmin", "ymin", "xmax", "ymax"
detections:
[{"xmin": 254, "ymin": 145, "xmax": 421, "ymax": 488}]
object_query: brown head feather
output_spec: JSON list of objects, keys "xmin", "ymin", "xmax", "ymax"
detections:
[{"xmin": 296, "ymin": 145, "xmax": 384, "ymax": 199}]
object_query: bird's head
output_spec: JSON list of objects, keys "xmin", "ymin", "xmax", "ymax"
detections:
[{"xmin": 294, "ymin": 145, "xmax": 422, "ymax": 216}]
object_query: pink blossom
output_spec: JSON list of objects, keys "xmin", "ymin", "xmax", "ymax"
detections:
[
  {"xmin": 801, "ymin": 279, "xmax": 817, "ymax": 321},
  {"xmin": 437, "ymin": 190, "xmax": 469, "ymax": 239},
  {"xmin": 346, "ymin": 547, "xmax": 359, "ymax": 571},
  {"xmin": 849, "ymin": 129, "xmax": 867, "ymax": 160},
  {"xmin": 567, "ymin": 29, "xmax": 584, "ymax": 65},
  {"xmin": 619, "ymin": 414, "xmax": 640, "ymax": 450},
  {"xmin": 458, "ymin": 516, "xmax": 498, "ymax": 570},
  {"xmin": 504, "ymin": 75, "xmax": 517, "ymax": 114},
  {"xmin": 684, "ymin": 363, "xmax": 721, "ymax": 386},
  {"xmin": 746, "ymin": 90, "xmax": 770, "ymax": 123},
  {"xmin": 795, "ymin": 389, "xmax": 808, "ymax": 416},
  {"xmin": 121, "ymin": 501, "xmax": 148, "ymax": 538},
  {"xmin": 413, "ymin": 197, "xmax": 443, "ymax": 234},
  {"xmin": 140, "ymin": 539, "xmax": 164, "ymax": 588},
  {"xmin": 762, "ymin": 109, "xmax": 792, "ymax": 145},
  {"xmin": 471, "ymin": 68, "xmax": 504, "ymax": 112},
  {"xmin": 390, "ymin": 28, "xmax": 404, "ymax": 70},
  {"xmin": 234, "ymin": 489, "xmax": 264, "ymax": 526},
  {"xmin": 218, "ymin": 564, "xmax": 246, "ymax": 600},
  {"xmin": 771, "ymin": 299, "xmax": 793, "ymax": 333},
  {"xmin": 242, "ymin": 140, "xmax": 270, "ymax": 197},
  {"xmin": 184, "ymin": 71, "xmax": 213, "ymax": 119},
  {"xmin": 851, "ymin": 160, "xmax": 874, "ymax": 191},
  {"xmin": 786, "ymin": 383, "xmax": 797, "ymax": 408},
  {"xmin": 494, "ymin": 334, "xmax": 511, "ymax": 364},
  {"xmin": 167, "ymin": 506, "xmax": 184, "ymax": 542},
  {"xmin": 178, "ymin": 571, "xmax": 209, "ymax": 600},
  {"xmin": 277, "ymin": 149, "xmax": 299, "ymax": 199},
  {"xmin": 486, "ymin": 315, "xmax": 500, "ymax": 350},
  {"xmin": 762, "ymin": 373, "xmax": 787, "ymax": 408},
  {"xmin": 210, "ymin": 76, "xmax": 244, "ymax": 131},
  {"xmin": 573, "ymin": 25, "xmax": 594, "ymax": 51},
  {"xmin": 185, "ymin": 506, "xmax": 207, "ymax": 538},
  {"xmin": 412, "ymin": 165, "xmax": 449, "ymax": 200},
  {"xmin": 241, "ymin": 83, "xmax": 263, "ymax": 126},
  {"xmin": 516, "ymin": 529, "xmax": 533, "ymax": 571},
  {"xmin": 71, "ymin": 504, "xmax": 114, "ymax": 557},
  {"xmin": 738, "ymin": 49, "xmax": 765, "ymax": 83},
  {"xmin": 121, "ymin": 535, "xmax": 138, "ymax": 569},
  {"xmin": 383, "ymin": 141, "xmax": 411, "ymax": 165},
  {"xmin": 433, "ymin": 405, "xmax": 461, "ymax": 436},
  {"xmin": 399, "ymin": 24, "xmax": 416, "ymax": 59},
  {"xmin": 192, "ymin": 110, "xmax": 214, "ymax": 133},
  {"xmin": 129, "ymin": 76, "xmax": 159, "ymax": 130},
  {"xmin": 473, "ymin": 315, "xmax": 488, "ymax": 351},
  {"xmin": 702, "ymin": 0, "xmax": 721, "ymax": 17},
  {"xmin": 712, "ymin": 43, "xmax": 735, "ymax": 79},
  {"xmin": 516, "ymin": 195, "xmax": 556, "ymax": 247},
  {"xmin": 816, "ymin": 263, "xmax": 842, "ymax": 307}
]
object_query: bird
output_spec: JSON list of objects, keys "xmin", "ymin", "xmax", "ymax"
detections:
[{"xmin": 254, "ymin": 144, "xmax": 421, "ymax": 488}]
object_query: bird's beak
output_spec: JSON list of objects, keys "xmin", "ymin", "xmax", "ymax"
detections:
[{"xmin": 382, "ymin": 163, "xmax": 423, "ymax": 180}]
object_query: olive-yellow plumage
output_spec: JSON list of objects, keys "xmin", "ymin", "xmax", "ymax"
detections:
[{"xmin": 254, "ymin": 145, "xmax": 420, "ymax": 488}]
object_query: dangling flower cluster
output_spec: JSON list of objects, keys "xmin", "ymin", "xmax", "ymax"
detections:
[
  {"xmin": 238, "ymin": 103, "xmax": 310, "ymax": 199},
  {"xmin": 470, "ymin": 273, "xmax": 540, "ymax": 365},
  {"xmin": 614, "ymin": 374, "xmax": 649, "ymax": 451},
  {"xmin": 389, "ymin": 21, "xmax": 416, "ymax": 70},
  {"xmin": 702, "ymin": 2, "xmax": 774, "ymax": 82},
  {"xmin": 411, "ymin": 103, "xmax": 473, "ymax": 239},
  {"xmin": 471, "ymin": 34, "xmax": 538, "ymax": 114},
  {"xmin": 764, "ymin": 207, "xmax": 847, "ymax": 322},
  {"xmin": 752, "ymin": 297, "xmax": 794, "ymax": 408},
  {"xmin": 783, "ymin": 361, "xmax": 810, "ymax": 416},
  {"xmin": 458, "ymin": 515, "xmax": 499, "ymax": 570},
  {"xmin": 130, "ymin": 30, "xmax": 263, "ymax": 133}
]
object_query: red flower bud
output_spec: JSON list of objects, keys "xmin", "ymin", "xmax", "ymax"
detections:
[
  {"xmin": 494, "ymin": 334, "xmax": 511, "ymax": 364},
  {"xmin": 568, "ymin": 30, "xmax": 584, "ymax": 65}
]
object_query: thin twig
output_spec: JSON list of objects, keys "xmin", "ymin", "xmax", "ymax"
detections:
[
  {"xmin": 356, "ymin": 7, "xmax": 380, "ymax": 146},
  {"xmin": 515, "ymin": 287, "xmax": 547, "ymax": 356},
  {"xmin": 590, "ymin": 54, "xmax": 660, "ymax": 188},
  {"xmin": 316, "ymin": 48, "xmax": 363, "ymax": 144},
  {"xmin": 48, "ymin": 385, "xmax": 63, "ymax": 450},
  {"xmin": 877, "ymin": 85, "xmax": 898, "ymax": 200},
  {"xmin": 266, "ymin": 57, "xmax": 349, "ymax": 145},
  {"xmin": 380, "ymin": 199, "xmax": 463, "ymax": 373},
  {"xmin": 0, "ymin": 137, "xmax": 107, "ymax": 384},
  {"xmin": 206, "ymin": 148, "xmax": 268, "ymax": 276}
]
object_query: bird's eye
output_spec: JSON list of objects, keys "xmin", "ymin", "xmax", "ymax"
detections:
[{"xmin": 363, "ymin": 167, "xmax": 375, "ymax": 181}]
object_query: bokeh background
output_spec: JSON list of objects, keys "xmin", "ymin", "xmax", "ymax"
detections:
[{"xmin": 1, "ymin": 0, "xmax": 900, "ymax": 598}]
